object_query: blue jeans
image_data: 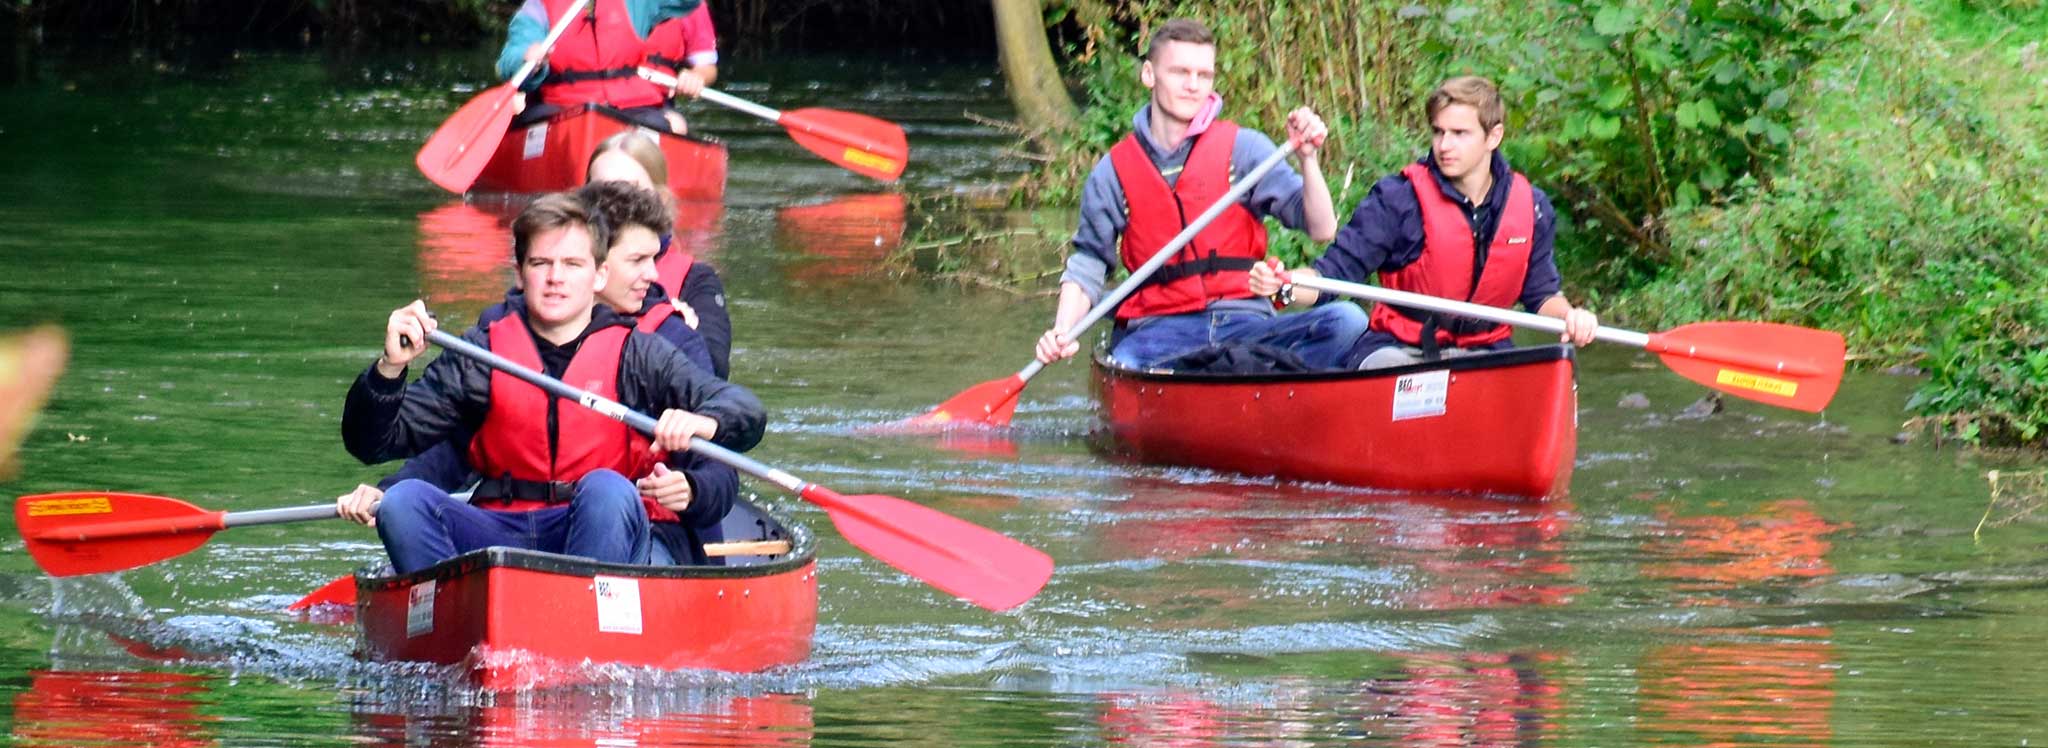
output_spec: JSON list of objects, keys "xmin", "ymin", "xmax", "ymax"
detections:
[
  {"xmin": 375, "ymin": 469, "xmax": 651, "ymax": 575},
  {"xmin": 1110, "ymin": 303, "xmax": 1370, "ymax": 371}
]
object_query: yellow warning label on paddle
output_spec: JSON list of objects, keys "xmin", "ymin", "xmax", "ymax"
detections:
[
  {"xmin": 841, "ymin": 147, "xmax": 898, "ymax": 173},
  {"xmin": 26, "ymin": 496, "xmax": 113, "ymax": 517},
  {"xmin": 1716, "ymin": 369, "xmax": 1799, "ymax": 398}
]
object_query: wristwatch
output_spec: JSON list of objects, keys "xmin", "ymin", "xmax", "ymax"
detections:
[{"xmin": 1271, "ymin": 282, "xmax": 1296, "ymax": 309}]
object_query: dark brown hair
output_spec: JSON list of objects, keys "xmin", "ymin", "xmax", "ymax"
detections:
[
  {"xmin": 1425, "ymin": 76, "xmax": 1505, "ymax": 132},
  {"xmin": 1146, "ymin": 18, "xmax": 1214, "ymax": 60},
  {"xmin": 576, "ymin": 181, "xmax": 675, "ymax": 245},
  {"xmin": 512, "ymin": 193, "xmax": 608, "ymax": 266}
]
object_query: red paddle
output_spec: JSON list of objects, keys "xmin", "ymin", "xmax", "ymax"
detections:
[
  {"xmin": 414, "ymin": 0, "xmax": 593, "ymax": 193},
  {"xmin": 638, "ymin": 67, "xmax": 909, "ymax": 182},
  {"xmin": 425, "ymin": 329, "xmax": 1052, "ymax": 611},
  {"xmin": 1290, "ymin": 275, "xmax": 1846, "ymax": 412},
  {"xmin": 15, "ymin": 492, "xmax": 337, "ymax": 578},
  {"xmin": 905, "ymin": 139, "xmax": 1305, "ymax": 428}
]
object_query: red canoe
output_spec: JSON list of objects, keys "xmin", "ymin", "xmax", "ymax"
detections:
[
  {"xmin": 472, "ymin": 104, "xmax": 728, "ymax": 201},
  {"xmin": 356, "ymin": 499, "xmax": 815, "ymax": 691},
  {"xmin": 1093, "ymin": 345, "xmax": 1578, "ymax": 500}
]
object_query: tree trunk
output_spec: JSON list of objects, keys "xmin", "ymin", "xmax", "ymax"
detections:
[{"xmin": 991, "ymin": 0, "xmax": 1076, "ymax": 135}]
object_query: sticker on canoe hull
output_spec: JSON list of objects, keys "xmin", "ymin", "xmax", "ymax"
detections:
[
  {"xmin": 522, "ymin": 123, "xmax": 548, "ymax": 160},
  {"xmin": 1392, "ymin": 369, "xmax": 1450, "ymax": 421},
  {"xmin": 594, "ymin": 576, "xmax": 642, "ymax": 635},
  {"xmin": 406, "ymin": 580, "xmax": 436, "ymax": 638},
  {"xmin": 1715, "ymin": 369, "xmax": 1799, "ymax": 398},
  {"xmin": 25, "ymin": 496, "xmax": 112, "ymax": 517}
]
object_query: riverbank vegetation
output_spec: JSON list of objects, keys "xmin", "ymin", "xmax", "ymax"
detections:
[{"xmin": 991, "ymin": 0, "xmax": 2046, "ymax": 447}]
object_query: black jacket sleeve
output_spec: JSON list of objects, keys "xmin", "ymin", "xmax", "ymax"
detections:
[
  {"xmin": 376, "ymin": 438, "xmax": 479, "ymax": 491},
  {"xmin": 680, "ymin": 263, "xmax": 732, "ymax": 379},
  {"xmin": 341, "ymin": 326, "xmax": 493, "ymax": 465},
  {"xmin": 620, "ymin": 331, "xmax": 766, "ymax": 453}
]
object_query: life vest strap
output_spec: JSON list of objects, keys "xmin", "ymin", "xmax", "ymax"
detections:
[
  {"xmin": 1133, "ymin": 254, "xmax": 1260, "ymax": 291},
  {"xmin": 547, "ymin": 66, "xmax": 639, "ymax": 84},
  {"xmin": 474, "ymin": 476, "xmax": 578, "ymax": 504}
]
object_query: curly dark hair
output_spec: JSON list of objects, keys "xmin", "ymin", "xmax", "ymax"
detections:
[{"xmin": 575, "ymin": 180, "xmax": 675, "ymax": 247}]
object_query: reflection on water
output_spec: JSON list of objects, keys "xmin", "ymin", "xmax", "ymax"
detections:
[
  {"xmin": 773, "ymin": 192, "xmax": 907, "ymax": 287},
  {"xmin": 13, "ymin": 670, "xmax": 217, "ymax": 748},
  {"xmin": 6, "ymin": 50, "xmax": 2048, "ymax": 747},
  {"xmin": 353, "ymin": 690, "xmax": 813, "ymax": 748}
]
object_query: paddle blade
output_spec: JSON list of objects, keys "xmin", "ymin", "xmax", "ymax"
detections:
[
  {"xmin": 901, "ymin": 374, "xmax": 1026, "ymax": 429},
  {"xmin": 780, "ymin": 108, "xmax": 909, "ymax": 182},
  {"xmin": 1648, "ymin": 321, "xmax": 1846, "ymax": 412},
  {"xmin": 415, "ymin": 83, "xmax": 521, "ymax": 194},
  {"xmin": 287, "ymin": 574, "xmax": 358, "ymax": 613},
  {"xmin": 15, "ymin": 493, "xmax": 224, "ymax": 577},
  {"xmin": 803, "ymin": 486, "xmax": 1051, "ymax": 611}
]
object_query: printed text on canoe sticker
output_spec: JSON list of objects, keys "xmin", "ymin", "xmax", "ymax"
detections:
[
  {"xmin": 522, "ymin": 122, "xmax": 548, "ymax": 160},
  {"xmin": 26, "ymin": 496, "xmax": 112, "ymax": 517},
  {"xmin": 406, "ymin": 580, "xmax": 436, "ymax": 638},
  {"xmin": 1714, "ymin": 369, "xmax": 1799, "ymax": 398},
  {"xmin": 594, "ymin": 576, "xmax": 643, "ymax": 635},
  {"xmin": 1392, "ymin": 369, "xmax": 1450, "ymax": 421}
]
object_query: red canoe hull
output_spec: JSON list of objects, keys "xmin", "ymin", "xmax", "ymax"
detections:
[
  {"xmin": 473, "ymin": 104, "xmax": 727, "ymax": 201},
  {"xmin": 1093, "ymin": 345, "xmax": 1578, "ymax": 500},
  {"xmin": 356, "ymin": 501, "xmax": 814, "ymax": 691}
]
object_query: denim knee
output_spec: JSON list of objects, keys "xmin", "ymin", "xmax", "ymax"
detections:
[
  {"xmin": 1317, "ymin": 302, "xmax": 1372, "ymax": 340},
  {"xmin": 574, "ymin": 469, "xmax": 646, "ymax": 517},
  {"xmin": 375, "ymin": 480, "xmax": 443, "ymax": 527}
]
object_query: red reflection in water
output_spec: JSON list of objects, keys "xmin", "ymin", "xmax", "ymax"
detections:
[
  {"xmin": 1639, "ymin": 628, "xmax": 1835, "ymax": 747},
  {"xmin": 416, "ymin": 202, "xmax": 514, "ymax": 316},
  {"xmin": 1645, "ymin": 498, "xmax": 1842, "ymax": 592},
  {"xmin": 357, "ymin": 692, "xmax": 811, "ymax": 748},
  {"xmin": 774, "ymin": 193, "xmax": 907, "ymax": 284},
  {"xmin": 1376, "ymin": 652, "xmax": 1561, "ymax": 748},
  {"xmin": 1636, "ymin": 500, "xmax": 1842, "ymax": 746},
  {"xmin": 12, "ymin": 670, "xmax": 217, "ymax": 748},
  {"xmin": 1098, "ymin": 480, "xmax": 1579, "ymax": 611}
]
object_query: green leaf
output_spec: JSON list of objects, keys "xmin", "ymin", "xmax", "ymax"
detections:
[
  {"xmin": 1696, "ymin": 99, "xmax": 1722, "ymax": 128},
  {"xmin": 1675, "ymin": 181, "xmax": 1701, "ymax": 209},
  {"xmin": 1592, "ymin": 6, "xmax": 1636, "ymax": 36},
  {"xmin": 1765, "ymin": 87, "xmax": 1790, "ymax": 110},
  {"xmin": 1597, "ymin": 84, "xmax": 1630, "ymax": 110},
  {"xmin": 1676, "ymin": 101, "xmax": 1699, "ymax": 129},
  {"xmin": 1590, "ymin": 115, "xmax": 1622, "ymax": 140},
  {"xmin": 1536, "ymin": 89, "xmax": 1562, "ymax": 105},
  {"xmin": 1765, "ymin": 121, "xmax": 1791, "ymax": 145}
]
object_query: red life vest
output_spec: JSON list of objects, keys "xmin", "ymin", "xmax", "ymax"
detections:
[
  {"xmin": 1109, "ymin": 120, "xmax": 1268, "ymax": 321},
  {"xmin": 537, "ymin": 0, "xmax": 667, "ymax": 109},
  {"xmin": 1368, "ymin": 162, "xmax": 1537, "ymax": 348},
  {"xmin": 654, "ymin": 247, "xmax": 694, "ymax": 297},
  {"xmin": 466, "ymin": 315, "xmax": 679, "ymax": 522},
  {"xmin": 635, "ymin": 300, "xmax": 676, "ymax": 334},
  {"xmin": 643, "ymin": 3, "xmax": 716, "ymax": 74}
]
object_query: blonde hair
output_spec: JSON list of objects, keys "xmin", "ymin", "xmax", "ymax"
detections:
[
  {"xmin": 586, "ymin": 131, "xmax": 668, "ymax": 188},
  {"xmin": 1426, "ymin": 76, "xmax": 1505, "ymax": 132}
]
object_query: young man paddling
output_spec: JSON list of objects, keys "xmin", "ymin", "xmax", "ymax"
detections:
[
  {"xmin": 338, "ymin": 183, "xmax": 743, "ymax": 566},
  {"xmin": 1034, "ymin": 18, "xmax": 1368, "ymax": 372},
  {"xmin": 338, "ymin": 192, "xmax": 764, "ymax": 574},
  {"xmin": 1249, "ymin": 76, "xmax": 1597, "ymax": 368}
]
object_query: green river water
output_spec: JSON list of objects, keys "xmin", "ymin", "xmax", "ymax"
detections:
[{"xmin": 2, "ymin": 51, "xmax": 2047, "ymax": 746}]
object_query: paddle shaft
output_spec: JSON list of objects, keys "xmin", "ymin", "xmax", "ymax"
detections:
[
  {"xmin": 635, "ymin": 69, "xmax": 782, "ymax": 122},
  {"xmin": 36, "ymin": 504, "xmax": 336, "ymax": 543},
  {"xmin": 1018, "ymin": 139, "xmax": 1304, "ymax": 383},
  {"xmin": 1292, "ymin": 275, "xmax": 1822, "ymax": 377},
  {"xmin": 428, "ymin": 330, "xmax": 807, "ymax": 495}
]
